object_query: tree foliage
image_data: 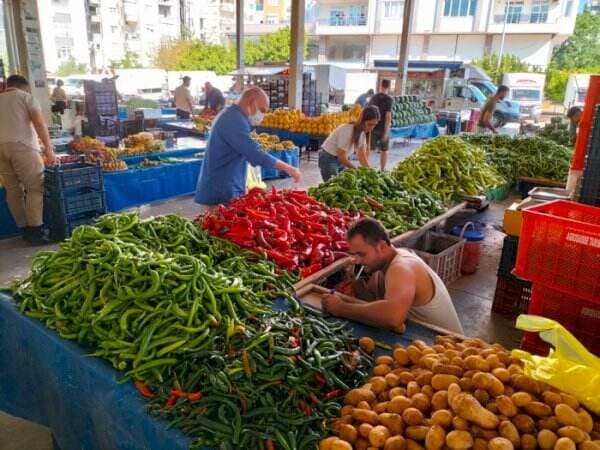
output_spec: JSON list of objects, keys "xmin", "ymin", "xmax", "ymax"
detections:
[
  {"xmin": 54, "ymin": 58, "xmax": 87, "ymax": 77},
  {"xmin": 153, "ymin": 27, "xmax": 307, "ymax": 75},
  {"xmin": 472, "ymin": 53, "xmax": 539, "ymax": 85},
  {"xmin": 110, "ymin": 51, "xmax": 142, "ymax": 69}
]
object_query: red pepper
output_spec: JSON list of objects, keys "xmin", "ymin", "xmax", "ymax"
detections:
[
  {"xmin": 256, "ymin": 230, "xmax": 272, "ymax": 249},
  {"xmin": 165, "ymin": 392, "xmax": 178, "ymax": 408},
  {"xmin": 298, "ymin": 400, "xmax": 313, "ymax": 417},
  {"xmin": 265, "ymin": 249, "xmax": 297, "ymax": 269},
  {"xmin": 245, "ymin": 208, "xmax": 271, "ymax": 221},
  {"xmin": 134, "ymin": 381, "xmax": 155, "ymax": 399},
  {"xmin": 332, "ymin": 251, "xmax": 348, "ymax": 260},
  {"xmin": 314, "ymin": 373, "xmax": 326, "ymax": 386},
  {"xmin": 325, "ymin": 389, "xmax": 343, "ymax": 400},
  {"xmin": 300, "ymin": 263, "xmax": 321, "ymax": 278},
  {"xmin": 309, "ymin": 392, "xmax": 321, "ymax": 404},
  {"xmin": 186, "ymin": 391, "xmax": 203, "ymax": 402},
  {"xmin": 307, "ymin": 233, "xmax": 330, "ymax": 244}
]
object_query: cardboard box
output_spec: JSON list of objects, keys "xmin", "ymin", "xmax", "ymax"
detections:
[{"xmin": 503, "ymin": 197, "xmax": 545, "ymax": 236}]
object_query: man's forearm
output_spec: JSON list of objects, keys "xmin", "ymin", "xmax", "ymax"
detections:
[
  {"xmin": 332, "ymin": 300, "xmax": 404, "ymax": 329},
  {"xmin": 32, "ymin": 115, "xmax": 53, "ymax": 152}
]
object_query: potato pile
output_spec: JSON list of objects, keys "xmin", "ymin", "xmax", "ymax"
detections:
[{"xmin": 320, "ymin": 336, "xmax": 599, "ymax": 450}]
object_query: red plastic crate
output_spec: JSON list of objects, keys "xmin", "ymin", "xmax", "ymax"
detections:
[
  {"xmin": 521, "ymin": 332, "xmax": 550, "ymax": 356},
  {"xmin": 513, "ymin": 200, "xmax": 600, "ymax": 304},
  {"xmin": 523, "ymin": 284, "xmax": 600, "ymax": 356}
]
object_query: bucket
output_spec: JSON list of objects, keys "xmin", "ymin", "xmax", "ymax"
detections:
[{"xmin": 452, "ymin": 222, "xmax": 484, "ymax": 274}]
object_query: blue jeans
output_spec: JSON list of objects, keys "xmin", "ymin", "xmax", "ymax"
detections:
[{"xmin": 318, "ymin": 151, "xmax": 344, "ymax": 181}]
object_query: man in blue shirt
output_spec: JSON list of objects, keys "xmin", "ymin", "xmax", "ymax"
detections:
[{"xmin": 194, "ymin": 87, "xmax": 301, "ymax": 205}]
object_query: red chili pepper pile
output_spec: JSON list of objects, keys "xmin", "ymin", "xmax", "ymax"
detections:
[{"xmin": 197, "ymin": 187, "xmax": 360, "ymax": 277}]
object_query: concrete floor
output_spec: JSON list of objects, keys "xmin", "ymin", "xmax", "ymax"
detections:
[{"xmin": 0, "ymin": 138, "xmax": 522, "ymax": 447}]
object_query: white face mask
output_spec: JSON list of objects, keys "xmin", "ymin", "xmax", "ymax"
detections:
[{"xmin": 248, "ymin": 104, "xmax": 265, "ymax": 126}]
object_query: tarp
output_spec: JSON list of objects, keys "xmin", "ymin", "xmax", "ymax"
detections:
[
  {"xmin": 390, "ymin": 122, "xmax": 440, "ymax": 140},
  {"xmin": 0, "ymin": 188, "xmax": 20, "ymax": 238}
]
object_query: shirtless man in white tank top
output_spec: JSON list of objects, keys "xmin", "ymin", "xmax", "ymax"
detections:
[{"xmin": 322, "ymin": 218, "xmax": 464, "ymax": 334}]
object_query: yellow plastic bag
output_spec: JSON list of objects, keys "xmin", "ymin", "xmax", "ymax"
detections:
[
  {"xmin": 246, "ymin": 164, "xmax": 266, "ymax": 191},
  {"xmin": 512, "ymin": 314, "xmax": 600, "ymax": 414}
]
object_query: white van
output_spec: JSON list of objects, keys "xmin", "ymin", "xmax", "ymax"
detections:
[
  {"xmin": 563, "ymin": 74, "xmax": 590, "ymax": 110},
  {"xmin": 502, "ymin": 73, "xmax": 545, "ymax": 122},
  {"xmin": 62, "ymin": 74, "xmax": 107, "ymax": 98}
]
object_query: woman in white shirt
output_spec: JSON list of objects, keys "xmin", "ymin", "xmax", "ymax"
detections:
[{"xmin": 318, "ymin": 106, "xmax": 380, "ymax": 181}]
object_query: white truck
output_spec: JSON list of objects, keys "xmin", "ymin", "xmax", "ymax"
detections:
[
  {"xmin": 502, "ymin": 73, "xmax": 545, "ymax": 122},
  {"xmin": 563, "ymin": 74, "xmax": 590, "ymax": 110}
]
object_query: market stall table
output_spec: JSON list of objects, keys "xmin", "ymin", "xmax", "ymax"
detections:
[
  {"xmin": 0, "ymin": 292, "xmax": 448, "ymax": 450},
  {"xmin": 51, "ymin": 136, "xmax": 73, "ymax": 153},
  {"xmin": 389, "ymin": 122, "xmax": 439, "ymax": 141},
  {"xmin": 160, "ymin": 121, "xmax": 207, "ymax": 138},
  {"xmin": 118, "ymin": 146, "xmax": 206, "ymax": 164}
]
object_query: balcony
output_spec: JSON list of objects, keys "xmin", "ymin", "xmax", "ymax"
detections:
[
  {"xmin": 314, "ymin": 15, "xmax": 368, "ymax": 35},
  {"xmin": 488, "ymin": 9, "xmax": 573, "ymax": 34}
]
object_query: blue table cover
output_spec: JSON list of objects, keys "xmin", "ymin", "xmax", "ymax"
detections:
[
  {"xmin": 0, "ymin": 187, "xmax": 20, "ymax": 237},
  {"xmin": 118, "ymin": 147, "xmax": 206, "ymax": 164},
  {"xmin": 254, "ymin": 127, "xmax": 323, "ymax": 148},
  {"xmin": 161, "ymin": 107, "xmax": 176, "ymax": 115},
  {"xmin": 0, "ymin": 292, "xmax": 441, "ymax": 450},
  {"xmin": 160, "ymin": 121, "xmax": 207, "ymax": 138},
  {"xmin": 390, "ymin": 122, "xmax": 439, "ymax": 140},
  {"xmin": 103, "ymin": 159, "xmax": 203, "ymax": 211},
  {"xmin": 261, "ymin": 148, "xmax": 300, "ymax": 180}
]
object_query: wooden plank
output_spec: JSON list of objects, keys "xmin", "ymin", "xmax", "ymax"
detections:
[
  {"xmin": 292, "ymin": 257, "xmax": 351, "ymax": 292},
  {"xmin": 518, "ymin": 176, "xmax": 566, "ymax": 188}
]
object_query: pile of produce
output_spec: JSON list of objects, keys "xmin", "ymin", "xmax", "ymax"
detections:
[
  {"xmin": 321, "ymin": 335, "xmax": 600, "ymax": 450},
  {"xmin": 70, "ymin": 136, "xmax": 106, "ymax": 153},
  {"xmin": 462, "ymin": 135, "xmax": 572, "ymax": 183},
  {"xmin": 538, "ymin": 117, "xmax": 572, "ymax": 147},
  {"xmin": 144, "ymin": 310, "xmax": 374, "ymax": 449},
  {"xmin": 120, "ymin": 132, "xmax": 165, "ymax": 156},
  {"xmin": 12, "ymin": 213, "xmax": 296, "ymax": 383},
  {"xmin": 309, "ymin": 168, "xmax": 445, "ymax": 236},
  {"xmin": 392, "ymin": 136, "xmax": 505, "ymax": 203},
  {"xmin": 192, "ymin": 115, "xmax": 212, "ymax": 133},
  {"xmin": 251, "ymin": 130, "xmax": 296, "ymax": 151},
  {"xmin": 198, "ymin": 188, "xmax": 360, "ymax": 277},
  {"xmin": 391, "ymin": 96, "xmax": 436, "ymax": 128},
  {"xmin": 261, "ymin": 105, "xmax": 362, "ymax": 135},
  {"xmin": 70, "ymin": 136, "xmax": 129, "ymax": 171}
]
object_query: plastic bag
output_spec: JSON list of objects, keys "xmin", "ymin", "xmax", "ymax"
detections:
[
  {"xmin": 246, "ymin": 164, "xmax": 266, "ymax": 191},
  {"xmin": 512, "ymin": 314, "xmax": 600, "ymax": 414}
]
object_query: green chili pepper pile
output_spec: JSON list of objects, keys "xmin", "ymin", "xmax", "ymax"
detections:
[
  {"xmin": 462, "ymin": 134, "xmax": 572, "ymax": 183},
  {"xmin": 143, "ymin": 310, "xmax": 373, "ymax": 450},
  {"xmin": 391, "ymin": 136, "xmax": 506, "ymax": 202},
  {"xmin": 12, "ymin": 213, "xmax": 297, "ymax": 383},
  {"xmin": 308, "ymin": 167, "xmax": 445, "ymax": 236}
]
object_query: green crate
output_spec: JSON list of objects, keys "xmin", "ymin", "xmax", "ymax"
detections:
[{"xmin": 486, "ymin": 183, "xmax": 513, "ymax": 201}]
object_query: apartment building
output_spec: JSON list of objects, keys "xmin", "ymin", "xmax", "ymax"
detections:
[{"xmin": 306, "ymin": 0, "xmax": 578, "ymax": 69}]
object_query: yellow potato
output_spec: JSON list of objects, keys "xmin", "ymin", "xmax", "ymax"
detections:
[
  {"xmin": 555, "ymin": 404, "xmax": 580, "ymax": 427},
  {"xmin": 448, "ymin": 383, "xmax": 462, "ymax": 404},
  {"xmin": 464, "ymin": 356, "xmax": 490, "ymax": 372},
  {"xmin": 407, "ymin": 381, "xmax": 421, "ymax": 398},
  {"xmin": 346, "ymin": 388, "xmax": 376, "ymax": 406},
  {"xmin": 432, "ymin": 374, "xmax": 460, "ymax": 391},
  {"xmin": 453, "ymin": 416, "xmax": 469, "ymax": 431},
  {"xmin": 579, "ymin": 442, "xmax": 600, "ymax": 450},
  {"xmin": 407, "ymin": 346, "xmax": 422, "ymax": 365},
  {"xmin": 412, "ymin": 393, "xmax": 431, "ymax": 412},
  {"xmin": 419, "ymin": 357, "xmax": 437, "ymax": 370},
  {"xmin": 355, "ymin": 437, "xmax": 370, "ymax": 450},
  {"xmin": 486, "ymin": 401, "xmax": 499, "ymax": 414},
  {"xmin": 379, "ymin": 413, "xmax": 403, "ymax": 435},
  {"xmin": 524, "ymin": 401, "xmax": 553, "ymax": 418},
  {"xmin": 421, "ymin": 385, "xmax": 434, "ymax": 399},
  {"xmin": 554, "ymin": 437, "xmax": 576, "ymax": 450},
  {"xmin": 538, "ymin": 416, "xmax": 561, "ymax": 432},
  {"xmin": 559, "ymin": 394, "xmax": 579, "ymax": 410},
  {"xmin": 375, "ymin": 402, "xmax": 390, "ymax": 414},
  {"xmin": 384, "ymin": 436, "xmax": 407, "ymax": 450},
  {"xmin": 360, "ymin": 423, "xmax": 374, "ymax": 438},
  {"xmin": 450, "ymin": 393, "xmax": 500, "ymax": 429},
  {"xmin": 446, "ymin": 430, "xmax": 474, "ymax": 449},
  {"xmin": 488, "ymin": 437, "xmax": 514, "ymax": 450},
  {"xmin": 425, "ymin": 425, "xmax": 446, "ymax": 450},
  {"xmin": 472, "ymin": 372, "xmax": 504, "ymax": 396},
  {"xmin": 359, "ymin": 337, "xmax": 376, "ymax": 354},
  {"xmin": 577, "ymin": 409, "xmax": 594, "ymax": 433},
  {"xmin": 402, "ymin": 408, "xmax": 425, "ymax": 426},
  {"xmin": 558, "ymin": 426, "xmax": 586, "ymax": 444},
  {"xmin": 358, "ymin": 401, "xmax": 372, "ymax": 410},
  {"xmin": 430, "ymin": 409, "xmax": 453, "ymax": 429},
  {"xmin": 542, "ymin": 391, "xmax": 563, "ymax": 408},
  {"xmin": 432, "ymin": 363, "xmax": 464, "ymax": 378},
  {"xmin": 331, "ymin": 440, "xmax": 353, "ymax": 450},
  {"xmin": 406, "ymin": 438, "xmax": 425, "ymax": 450},
  {"xmin": 340, "ymin": 405, "xmax": 354, "ymax": 416},
  {"xmin": 496, "ymin": 395, "xmax": 518, "ymax": 417},
  {"xmin": 388, "ymin": 396, "xmax": 412, "ymax": 415},
  {"xmin": 353, "ymin": 408, "xmax": 379, "ymax": 425},
  {"xmin": 431, "ymin": 391, "xmax": 449, "ymax": 410},
  {"xmin": 459, "ymin": 377, "xmax": 475, "ymax": 392},
  {"xmin": 389, "ymin": 387, "xmax": 407, "ymax": 399},
  {"xmin": 320, "ymin": 436, "xmax": 339, "ymax": 450},
  {"xmin": 521, "ymin": 434, "xmax": 537, "ymax": 450},
  {"xmin": 393, "ymin": 348, "xmax": 410, "ymax": 366},
  {"xmin": 538, "ymin": 430, "xmax": 558, "ymax": 449},
  {"xmin": 376, "ymin": 355, "xmax": 395, "ymax": 366},
  {"xmin": 398, "ymin": 372, "xmax": 416, "ymax": 385},
  {"xmin": 374, "ymin": 364, "xmax": 393, "ymax": 376},
  {"xmin": 415, "ymin": 371, "xmax": 434, "ymax": 387},
  {"xmin": 499, "ymin": 420, "xmax": 520, "ymax": 447},
  {"xmin": 512, "ymin": 414, "xmax": 536, "ymax": 434},
  {"xmin": 370, "ymin": 377, "xmax": 388, "ymax": 395},
  {"xmin": 473, "ymin": 438, "xmax": 488, "ymax": 450},
  {"xmin": 386, "ymin": 373, "xmax": 400, "ymax": 388},
  {"xmin": 339, "ymin": 424, "xmax": 358, "ymax": 444},
  {"xmin": 370, "ymin": 425, "xmax": 392, "ymax": 447},
  {"xmin": 473, "ymin": 389, "xmax": 490, "ymax": 405},
  {"xmin": 406, "ymin": 426, "xmax": 430, "ymax": 441},
  {"xmin": 513, "ymin": 375, "xmax": 539, "ymax": 394},
  {"xmin": 511, "ymin": 392, "xmax": 533, "ymax": 408}
]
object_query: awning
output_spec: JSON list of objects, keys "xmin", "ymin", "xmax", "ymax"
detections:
[{"xmin": 373, "ymin": 60, "xmax": 464, "ymax": 70}]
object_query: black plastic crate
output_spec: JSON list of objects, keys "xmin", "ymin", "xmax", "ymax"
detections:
[
  {"xmin": 46, "ymin": 210, "xmax": 103, "ymax": 241},
  {"xmin": 44, "ymin": 159, "xmax": 103, "ymax": 191},
  {"xmin": 492, "ymin": 273, "xmax": 533, "ymax": 318},
  {"xmin": 45, "ymin": 187, "xmax": 106, "ymax": 218},
  {"xmin": 498, "ymin": 235, "xmax": 519, "ymax": 277}
]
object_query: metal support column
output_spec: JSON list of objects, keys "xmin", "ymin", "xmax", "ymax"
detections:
[
  {"xmin": 288, "ymin": 0, "xmax": 305, "ymax": 109},
  {"xmin": 395, "ymin": 0, "xmax": 414, "ymax": 95},
  {"xmin": 236, "ymin": 0, "xmax": 244, "ymax": 72}
]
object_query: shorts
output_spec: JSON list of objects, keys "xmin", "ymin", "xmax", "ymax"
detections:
[{"xmin": 371, "ymin": 129, "xmax": 389, "ymax": 152}]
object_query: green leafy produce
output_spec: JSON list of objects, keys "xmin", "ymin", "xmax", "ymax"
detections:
[
  {"xmin": 11, "ymin": 213, "xmax": 296, "ymax": 383},
  {"xmin": 462, "ymin": 134, "xmax": 572, "ymax": 183},
  {"xmin": 145, "ymin": 310, "xmax": 373, "ymax": 449},
  {"xmin": 537, "ymin": 117, "xmax": 572, "ymax": 147},
  {"xmin": 308, "ymin": 167, "xmax": 445, "ymax": 235},
  {"xmin": 392, "ymin": 136, "xmax": 505, "ymax": 202},
  {"xmin": 391, "ymin": 95, "xmax": 436, "ymax": 127}
]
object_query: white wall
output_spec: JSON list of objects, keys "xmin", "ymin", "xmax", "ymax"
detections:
[
  {"xmin": 427, "ymin": 35, "xmax": 459, "ymax": 60},
  {"xmin": 438, "ymin": 16, "xmax": 475, "ymax": 33},
  {"xmin": 370, "ymin": 35, "xmax": 398, "ymax": 62},
  {"xmin": 70, "ymin": 0, "xmax": 90, "ymax": 67},
  {"xmin": 409, "ymin": 35, "xmax": 424, "ymax": 60},
  {"xmin": 454, "ymin": 35, "xmax": 485, "ymax": 61},
  {"xmin": 490, "ymin": 34, "xmax": 552, "ymax": 68},
  {"xmin": 412, "ymin": 0, "xmax": 436, "ymax": 33}
]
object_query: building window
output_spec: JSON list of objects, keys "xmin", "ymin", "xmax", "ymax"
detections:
[
  {"xmin": 564, "ymin": 0, "xmax": 573, "ymax": 16},
  {"xmin": 444, "ymin": 0, "xmax": 477, "ymax": 16},
  {"xmin": 326, "ymin": 36, "xmax": 368, "ymax": 62},
  {"xmin": 109, "ymin": 7, "xmax": 117, "ymax": 14},
  {"xmin": 266, "ymin": 15, "xmax": 278, "ymax": 24},
  {"xmin": 111, "ymin": 25, "xmax": 119, "ymax": 33},
  {"xmin": 268, "ymin": 0, "xmax": 278, "ymax": 5},
  {"xmin": 504, "ymin": 1, "xmax": 523, "ymax": 23},
  {"xmin": 530, "ymin": 0, "xmax": 549, "ymax": 23},
  {"xmin": 158, "ymin": 5, "xmax": 171, "ymax": 17},
  {"xmin": 383, "ymin": 1, "xmax": 404, "ymax": 18},
  {"xmin": 57, "ymin": 47, "xmax": 72, "ymax": 59},
  {"xmin": 256, "ymin": 0, "xmax": 264, "ymax": 11}
]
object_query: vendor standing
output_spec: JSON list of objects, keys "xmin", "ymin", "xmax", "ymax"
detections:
[
  {"xmin": 478, "ymin": 85, "xmax": 509, "ymax": 134},
  {"xmin": 567, "ymin": 106, "xmax": 582, "ymax": 144},
  {"xmin": 368, "ymin": 80, "xmax": 393, "ymax": 171},
  {"xmin": 0, "ymin": 75, "xmax": 56, "ymax": 245},
  {"xmin": 322, "ymin": 218, "xmax": 464, "ymax": 334},
  {"xmin": 174, "ymin": 76, "xmax": 194, "ymax": 119},
  {"xmin": 203, "ymin": 82, "xmax": 225, "ymax": 114},
  {"xmin": 50, "ymin": 79, "xmax": 68, "ymax": 114},
  {"xmin": 194, "ymin": 86, "xmax": 301, "ymax": 205},
  {"xmin": 318, "ymin": 105, "xmax": 380, "ymax": 181}
]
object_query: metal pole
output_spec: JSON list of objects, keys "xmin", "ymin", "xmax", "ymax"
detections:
[
  {"xmin": 288, "ymin": 0, "xmax": 305, "ymax": 109},
  {"xmin": 395, "ymin": 0, "xmax": 414, "ymax": 95},
  {"xmin": 236, "ymin": 0, "xmax": 244, "ymax": 71},
  {"xmin": 497, "ymin": 0, "xmax": 509, "ymax": 71}
]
